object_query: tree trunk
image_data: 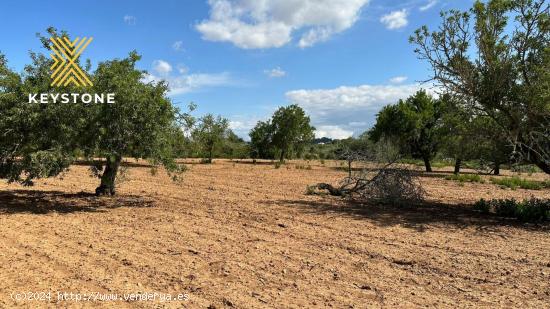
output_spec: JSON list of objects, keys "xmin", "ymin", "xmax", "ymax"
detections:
[
  {"xmin": 494, "ymin": 163, "xmax": 500, "ymax": 175},
  {"xmin": 279, "ymin": 149, "xmax": 285, "ymax": 163},
  {"xmin": 208, "ymin": 147, "xmax": 213, "ymax": 164},
  {"xmin": 526, "ymin": 147, "xmax": 550, "ymax": 174},
  {"xmin": 96, "ymin": 155, "xmax": 121, "ymax": 196},
  {"xmin": 454, "ymin": 158, "xmax": 462, "ymax": 175},
  {"xmin": 423, "ymin": 155, "xmax": 432, "ymax": 172},
  {"xmin": 348, "ymin": 160, "xmax": 352, "ymax": 178},
  {"xmin": 536, "ymin": 161, "xmax": 550, "ymax": 174}
]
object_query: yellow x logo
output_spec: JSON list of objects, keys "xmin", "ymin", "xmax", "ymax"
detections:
[{"xmin": 50, "ymin": 36, "xmax": 93, "ymax": 87}]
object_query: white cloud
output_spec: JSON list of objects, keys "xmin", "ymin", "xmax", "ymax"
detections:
[
  {"xmin": 380, "ymin": 9, "xmax": 408, "ymax": 30},
  {"xmin": 315, "ymin": 125, "xmax": 353, "ymax": 139},
  {"xmin": 123, "ymin": 15, "xmax": 137, "ymax": 25},
  {"xmin": 264, "ymin": 67, "xmax": 286, "ymax": 78},
  {"xmin": 177, "ymin": 64, "xmax": 189, "ymax": 74},
  {"xmin": 196, "ymin": 0, "xmax": 370, "ymax": 49},
  {"xmin": 286, "ymin": 83, "xmax": 435, "ymax": 137},
  {"xmin": 229, "ymin": 116, "xmax": 264, "ymax": 140},
  {"xmin": 419, "ymin": 0, "xmax": 438, "ymax": 11},
  {"xmin": 173, "ymin": 41, "xmax": 184, "ymax": 51},
  {"xmin": 286, "ymin": 83, "xmax": 423, "ymax": 112},
  {"xmin": 389, "ymin": 76, "xmax": 408, "ymax": 84},
  {"xmin": 152, "ymin": 60, "xmax": 172, "ymax": 75},
  {"xmin": 144, "ymin": 60, "xmax": 236, "ymax": 95}
]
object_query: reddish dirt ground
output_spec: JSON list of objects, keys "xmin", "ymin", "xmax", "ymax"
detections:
[{"xmin": 0, "ymin": 160, "xmax": 549, "ymax": 308}]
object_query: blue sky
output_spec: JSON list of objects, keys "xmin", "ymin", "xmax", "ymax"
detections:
[{"xmin": 0, "ymin": 0, "xmax": 473, "ymax": 139}]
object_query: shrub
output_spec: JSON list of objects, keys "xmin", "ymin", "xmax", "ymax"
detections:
[
  {"xmin": 274, "ymin": 161, "xmax": 282, "ymax": 169},
  {"xmin": 490, "ymin": 177, "xmax": 550, "ymax": 190},
  {"xmin": 515, "ymin": 198, "xmax": 550, "ymax": 222},
  {"xmin": 445, "ymin": 173, "xmax": 484, "ymax": 183},
  {"xmin": 473, "ymin": 199, "xmax": 491, "ymax": 213},
  {"xmin": 493, "ymin": 199, "xmax": 519, "ymax": 217},
  {"xmin": 471, "ymin": 198, "xmax": 549, "ymax": 222}
]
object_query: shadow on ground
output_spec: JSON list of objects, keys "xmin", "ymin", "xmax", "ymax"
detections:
[
  {"xmin": 0, "ymin": 190, "xmax": 154, "ymax": 215},
  {"xmin": 266, "ymin": 198, "xmax": 549, "ymax": 232}
]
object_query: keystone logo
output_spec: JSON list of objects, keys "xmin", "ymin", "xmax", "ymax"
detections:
[{"xmin": 49, "ymin": 36, "xmax": 93, "ymax": 87}]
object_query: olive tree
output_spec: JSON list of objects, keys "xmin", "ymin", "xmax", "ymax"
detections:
[
  {"xmin": 270, "ymin": 104, "xmax": 315, "ymax": 162},
  {"xmin": 192, "ymin": 114, "xmax": 229, "ymax": 163},
  {"xmin": 249, "ymin": 105, "xmax": 315, "ymax": 162},
  {"xmin": 0, "ymin": 28, "xmax": 90, "ymax": 185},
  {"xmin": 370, "ymin": 90, "xmax": 444, "ymax": 172},
  {"xmin": 85, "ymin": 52, "xmax": 190, "ymax": 195},
  {"xmin": 410, "ymin": 0, "xmax": 550, "ymax": 173}
]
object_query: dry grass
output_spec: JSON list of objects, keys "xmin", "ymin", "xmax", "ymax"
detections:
[{"xmin": 0, "ymin": 160, "xmax": 549, "ymax": 308}]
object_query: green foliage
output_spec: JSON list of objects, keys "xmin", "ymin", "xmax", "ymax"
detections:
[
  {"xmin": 250, "ymin": 105, "xmax": 315, "ymax": 162},
  {"xmin": 493, "ymin": 199, "xmax": 519, "ymax": 217},
  {"xmin": 445, "ymin": 173, "xmax": 484, "ymax": 183},
  {"xmin": 370, "ymin": 90, "xmax": 445, "ymax": 172},
  {"xmin": 0, "ymin": 28, "xmax": 89, "ymax": 185},
  {"xmin": 0, "ymin": 28, "xmax": 192, "ymax": 194},
  {"xmin": 516, "ymin": 199, "xmax": 550, "ymax": 222},
  {"xmin": 192, "ymin": 114, "xmax": 229, "ymax": 163},
  {"xmin": 411, "ymin": 0, "xmax": 550, "ymax": 174},
  {"xmin": 473, "ymin": 199, "xmax": 491, "ymax": 213},
  {"xmin": 250, "ymin": 120, "xmax": 275, "ymax": 159},
  {"xmin": 220, "ymin": 131, "xmax": 250, "ymax": 159},
  {"xmin": 472, "ymin": 198, "xmax": 550, "ymax": 222},
  {"xmin": 88, "ymin": 51, "xmax": 190, "ymax": 194},
  {"xmin": 490, "ymin": 176, "xmax": 550, "ymax": 190}
]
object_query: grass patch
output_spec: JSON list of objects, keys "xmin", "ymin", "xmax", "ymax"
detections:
[
  {"xmin": 445, "ymin": 173, "xmax": 484, "ymax": 183},
  {"xmin": 490, "ymin": 176, "xmax": 550, "ymax": 190}
]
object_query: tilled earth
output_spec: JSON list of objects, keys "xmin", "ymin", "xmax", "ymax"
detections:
[{"xmin": 0, "ymin": 160, "xmax": 549, "ymax": 308}]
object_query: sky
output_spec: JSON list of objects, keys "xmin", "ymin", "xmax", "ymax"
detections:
[{"xmin": 0, "ymin": 0, "xmax": 473, "ymax": 140}]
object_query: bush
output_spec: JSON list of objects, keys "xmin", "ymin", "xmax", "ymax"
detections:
[
  {"xmin": 473, "ymin": 199, "xmax": 491, "ymax": 213},
  {"xmin": 472, "ymin": 198, "xmax": 549, "ymax": 222},
  {"xmin": 490, "ymin": 176, "xmax": 550, "ymax": 190},
  {"xmin": 493, "ymin": 199, "xmax": 518, "ymax": 217},
  {"xmin": 516, "ymin": 198, "xmax": 550, "ymax": 222},
  {"xmin": 274, "ymin": 161, "xmax": 282, "ymax": 169},
  {"xmin": 445, "ymin": 174, "xmax": 484, "ymax": 183}
]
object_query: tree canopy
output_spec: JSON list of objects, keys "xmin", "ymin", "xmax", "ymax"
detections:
[
  {"xmin": 410, "ymin": 0, "xmax": 550, "ymax": 173},
  {"xmin": 370, "ymin": 90, "xmax": 444, "ymax": 172},
  {"xmin": 0, "ymin": 28, "xmax": 192, "ymax": 195},
  {"xmin": 249, "ymin": 104, "xmax": 315, "ymax": 162},
  {"xmin": 192, "ymin": 114, "xmax": 230, "ymax": 163}
]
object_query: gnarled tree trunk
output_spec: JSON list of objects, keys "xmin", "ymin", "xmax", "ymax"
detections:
[
  {"xmin": 493, "ymin": 163, "xmax": 500, "ymax": 176},
  {"xmin": 454, "ymin": 158, "xmax": 462, "ymax": 174},
  {"xmin": 423, "ymin": 155, "xmax": 432, "ymax": 172},
  {"xmin": 96, "ymin": 155, "xmax": 121, "ymax": 196},
  {"xmin": 279, "ymin": 149, "xmax": 285, "ymax": 163}
]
